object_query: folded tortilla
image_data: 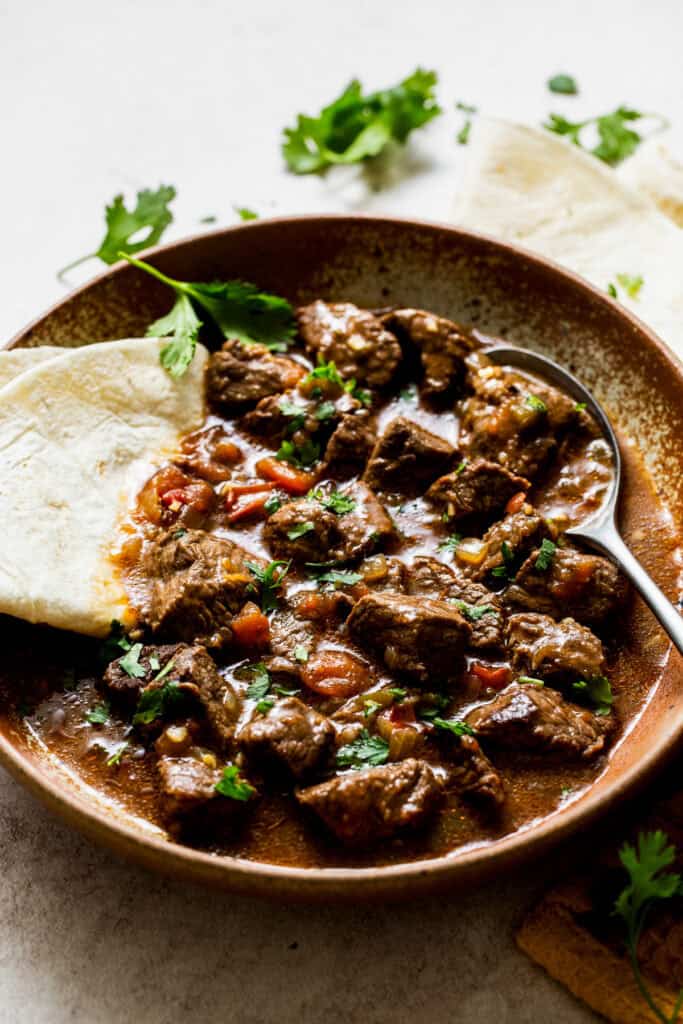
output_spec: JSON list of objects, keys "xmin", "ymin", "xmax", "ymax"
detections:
[
  {"xmin": 0, "ymin": 346, "xmax": 63, "ymax": 389},
  {"xmin": 618, "ymin": 137, "xmax": 683, "ymax": 228},
  {"xmin": 0, "ymin": 338, "xmax": 208, "ymax": 637},
  {"xmin": 451, "ymin": 118, "xmax": 683, "ymax": 359}
]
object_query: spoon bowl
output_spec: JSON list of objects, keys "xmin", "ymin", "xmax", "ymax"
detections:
[{"xmin": 488, "ymin": 344, "xmax": 683, "ymax": 655}]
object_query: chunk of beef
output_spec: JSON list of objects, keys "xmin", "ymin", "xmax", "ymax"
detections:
[
  {"xmin": 157, "ymin": 756, "xmax": 253, "ymax": 837},
  {"xmin": 103, "ymin": 642, "xmax": 238, "ymax": 746},
  {"xmin": 297, "ymin": 300, "xmax": 402, "ymax": 388},
  {"xmin": 445, "ymin": 734, "xmax": 505, "ymax": 808},
  {"xmin": 347, "ymin": 592, "xmax": 471, "ymax": 684},
  {"xmin": 503, "ymin": 546, "xmax": 627, "ymax": 625},
  {"xmin": 470, "ymin": 509, "xmax": 551, "ymax": 582},
  {"xmin": 297, "ymin": 758, "xmax": 443, "ymax": 844},
  {"xmin": 460, "ymin": 361, "xmax": 580, "ymax": 479},
  {"xmin": 381, "ymin": 308, "xmax": 478, "ymax": 399},
  {"xmin": 427, "ymin": 459, "xmax": 530, "ymax": 526},
  {"xmin": 135, "ymin": 529, "xmax": 263, "ymax": 648},
  {"xmin": 239, "ymin": 697, "xmax": 334, "ymax": 780},
  {"xmin": 322, "ymin": 405, "xmax": 376, "ymax": 476},
  {"xmin": 267, "ymin": 600, "xmax": 321, "ymax": 677},
  {"xmin": 506, "ymin": 612, "xmax": 605, "ymax": 682},
  {"xmin": 357, "ymin": 554, "xmax": 408, "ymax": 594},
  {"xmin": 407, "ymin": 556, "xmax": 504, "ymax": 650},
  {"xmin": 241, "ymin": 391, "xmax": 319, "ymax": 443},
  {"xmin": 207, "ymin": 338, "xmax": 305, "ymax": 411},
  {"xmin": 263, "ymin": 482, "xmax": 394, "ymax": 564},
  {"xmin": 364, "ymin": 417, "xmax": 456, "ymax": 495},
  {"xmin": 466, "ymin": 683, "xmax": 610, "ymax": 760}
]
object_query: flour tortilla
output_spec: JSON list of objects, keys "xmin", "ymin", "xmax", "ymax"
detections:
[
  {"xmin": 0, "ymin": 346, "xmax": 63, "ymax": 389},
  {"xmin": 451, "ymin": 119, "xmax": 683, "ymax": 359},
  {"xmin": 0, "ymin": 338, "xmax": 208, "ymax": 637},
  {"xmin": 618, "ymin": 138, "xmax": 683, "ymax": 228}
]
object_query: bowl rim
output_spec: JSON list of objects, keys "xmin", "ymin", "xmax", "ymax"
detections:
[{"xmin": 3, "ymin": 212, "xmax": 683, "ymax": 900}]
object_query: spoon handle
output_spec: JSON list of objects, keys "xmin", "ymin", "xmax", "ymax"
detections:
[{"xmin": 571, "ymin": 524, "xmax": 683, "ymax": 656}]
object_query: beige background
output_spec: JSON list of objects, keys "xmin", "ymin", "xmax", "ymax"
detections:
[{"xmin": 2, "ymin": 0, "xmax": 683, "ymax": 1020}]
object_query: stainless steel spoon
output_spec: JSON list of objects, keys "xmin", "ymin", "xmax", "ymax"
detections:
[{"xmin": 487, "ymin": 345, "xmax": 683, "ymax": 655}]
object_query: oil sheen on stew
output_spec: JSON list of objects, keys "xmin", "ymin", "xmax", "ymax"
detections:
[{"xmin": 4, "ymin": 301, "xmax": 680, "ymax": 868}]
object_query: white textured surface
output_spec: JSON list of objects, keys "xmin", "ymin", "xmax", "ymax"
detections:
[{"xmin": 2, "ymin": 1, "xmax": 683, "ymax": 1020}]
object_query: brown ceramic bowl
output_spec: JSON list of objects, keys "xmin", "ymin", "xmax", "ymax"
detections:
[{"xmin": 2, "ymin": 215, "xmax": 683, "ymax": 900}]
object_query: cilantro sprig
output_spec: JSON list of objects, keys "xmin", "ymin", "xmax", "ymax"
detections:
[
  {"xmin": 57, "ymin": 185, "xmax": 176, "ymax": 281},
  {"xmin": 615, "ymin": 831, "xmax": 683, "ymax": 1023},
  {"xmin": 544, "ymin": 106, "xmax": 668, "ymax": 166},
  {"xmin": 215, "ymin": 764, "xmax": 257, "ymax": 801},
  {"xmin": 282, "ymin": 69, "xmax": 441, "ymax": 174},
  {"xmin": 309, "ymin": 487, "xmax": 356, "ymax": 515},
  {"xmin": 535, "ymin": 538, "xmax": 557, "ymax": 572},
  {"xmin": 336, "ymin": 729, "xmax": 390, "ymax": 769},
  {"xmin": 246, "ymin": 560, "xmax": 290, "ymax": 613},
  {"xmin": 121, "ymin": 254, "xmax": 295, "ymax": 378}
]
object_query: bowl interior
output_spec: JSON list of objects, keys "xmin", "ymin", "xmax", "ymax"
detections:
[{"xmin": 4, "ymin": 215, "xmax": 683, "ymax": 899}]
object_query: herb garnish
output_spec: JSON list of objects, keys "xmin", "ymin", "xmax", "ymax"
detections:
[
  {"xmin": 302, "ymin": 360, "xmax": 372, "ymax": 406},
  {"xmin": 455, "ymin": 101, "xmax": 477, "ymax": 145},
  {"xmin": 99, "ymin": 619, "xmax": 133, "ymax": 666},
  {"xmin": 609, "ymin": 273, "xmax": 645, "ymax": 301},
  {"xmin": 535, "ymin": 538, "xmax": 557, "ymax": 572},
  {"xmin": 548, "ymin": 74, "xmax": 578, "ymax": 95},
  {"xmin": 363, "ymin": 699, "xmax": 382, "ymax": 718},
  {"xmin": 118, "ymin": 642, "xmax": 147, "ymax": 679},
  {"xmin": 432, "ymin": 716, "xmax": 475, "ymax": 737},
  {"xmin": 544, "ymin": 107, "xmax": 668, "ymax": 166},
  {"xmin": 282, "ymin": 69, "xmax": 441, "ymax": 174},
  {"xmin": 106, "ymin": 742, "xmax": 129, "ymax": 767},
  {"xmin": 120, "ymin": 253, "xmax": 295, "ymax": 378},
  {"xmin": 452, "ymin": 600, "xmax": 495, "ymax": 622},
  {"xmin": 246, "ymin": 663, "xmax": 271, "ymax": 701},
  {"xmin": 57, "ymin": 185, "xmax": 176, "ymax": 280},
  {"xmin": 215, "ymin": 764, "xmax": 257, "ymax": 801},
  {"xmin": 491, "ymin": 541, "xmax": 516, "ymax": 581},
  {"xmin": 517, "ymin": 675, "xmax": 545, "ymax": 686},
  {"xmin": 263, "ymin": 492, "xmax": 283, "ymax": 515},
  {"xmin": 287, "ymin": 521, "xmax": 315, "ymax": 541},
  {"xmin": 311, "ymin": 569, "xmax": 363, "ymax": 589},
  {"xmin": 439, "ymin": 533, "xmax": 463, "ymax": 553},
  {"xmin": 309, "ymin": 487, "xmax": 356, "ymax": 515},
  {"xmin": 615, "ymin": 831, "xmax": 683, "ymax": 1023},
  {"xmin": 336, "ymin": 730, "xmax": 390, "ymax": 769},
  {"xmin": 525, "ymin": 393, "xmax": 548, "ymax": 414},
  {"xmin": 572, "ymin": 674, "xmax": 613, "ymax": 715},
  {"xmin": 133, "ymin": 680, "xmax": 185, "ymax": 726},
  {"xmin": 607, "ymin": 282, "xmax": 619, "ymax": 298},
  {"xmin": 234, "ymin": 206, "xmax": 259, "ymax": 221},
  {"xmin": 276, "ymin": 438, "xmax": 320, "ymax": 469},
  {"xmin": 294, "ymin": 645, "xmax": 309, "ymax": 663},
  {"xmin": 86, "ymin": 702, "xmax": 110, "ymax": 726},
  {"xmin": 246, "ymin": 560, "xmax": 290, "ymax": 612},
  {"xmin": 388, "ymin": 687, "xmax": 407, "ymax": 702}
]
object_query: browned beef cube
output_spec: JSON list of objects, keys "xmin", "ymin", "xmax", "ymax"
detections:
[
  {"xmin": 297, "ymin": 758, "xmax": 443, "ymax": 844},
  {"xmin": 505, "ymin": 612, "xmax": 605, "ymax": 682},
  {"xmin": 267, "ymin": 599, "xmax": 321, "ymax": 677},
  {"xmin": 322, "ymin": 406, "xmax": 376, "ymax": 476},
  {"xmin": 157, "ymin": 756, "xmax": 253, "ymax": 837},
  {"xmin": 381, "ymin": 307, "xmax": 477, "ymax": 399},
  {"xmin": 407, "ymin": 556, "xmax": 504, "ymax": 650},
  {"xmin": 347, "ymin": 592, "xmax": 471, "ymax": 684},
  {"xmin": 297, "ymin": 301, "xmax": 402, "ymax": 388},
  {"xmin": 239, "ymin": 697, "xmax": 334, "ymax": 779},
  {"xmin": 427, "ymin": 459, "xmax": 530, "ymax": 525},
  {"xmin": 466, "ymin": 683, "xmax": 610, "ymax": 760},
  {"xmin": 504, "ymin": 547, "xmax": 627, "ymax": 625},
  {"xmin": 207, "ymin": 338, "xmax": 305, "ymax": 411},
  {"xmin": 263, "ymin": 482, "xmax": 394, "ymax": 564},
  {"xmin": 241, "ymin": 391, "xmax": 319, "ymax": 442},
  {"xmin": 460, "ymin": 361, "xmax": 580, "ymax": 479},
  {"xmin": 103, "ymin": 642, "xmax": 238, "ymax": 746},
  {"xmin": 363, "ymin": 417, "xmax": 456, "ymax": 495},
  {"xmin": 446, "ymin": 734, "xmax": 505, "ymax": 808},
  {"xmin": 470, "ymin": 509, "xmax": 551, "ymax": 582},
  {"xmin": 136, "ymin": 529, "xmax": 263, "ymax": 648}
]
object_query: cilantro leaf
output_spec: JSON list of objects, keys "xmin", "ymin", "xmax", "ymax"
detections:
[
  {"xmin": 215, "ymin": 764, "xmax": 257, "ymax": 801},
  {"xmin": 491, "ymin": 541, "xmax": 516, "ymax": 581},
  {"xmin": 535, "ymin": 538, "xmax": 557, "ymax": 572},
  {"xmin": 544, "ymin": 107, "xmax": 668, "ymax": 166},
  {"xmin": 282, "ymin": 69, "xmax": 441, "ymax": 174},
  {"xmin": 106, "ymin": 742, "xmax": 129, "ymax": 767},
  {"xmin": 57, "ymin": 185, "xmax": 176, "ymax": 280},
  {"xmin": 276, "ymin": 438, "xmax": 320, "ymax": 469},
  {"xmin": 98, "ymin": 619, "xmax": 132, "ymax": 666},
  {"xmin": 455, "ymin": 101, "xmax": 477, "ymax": 146},
  {"xmin": 264, "ymin": 492, "xmax": 283, "ymax": 515},
  {"xmin": 432, "ymin": 716, "xmax": 475, "ymax": 737},
  {"xmin": 246, "ymin": 662, "xmax": 271, "ymax": 701},
  {"xmin": 439, "ymin": 533, "xmax": 462, "ymax": 553},
  {"xmin": 118, "ymin": 642, "xmax": 147, "ymax": 679},
  {"xmin": 572, "ymin": 674, "xmax": 613, "ymax": 715},
  {"xmin": 309, "ymin": 487, "xmax": 356, "ymax": 515},
  {"xmin": 607, "ymin": 282, "xmax": 619, "ymax": 298},
  {"xmin": 311, "ymin": 569, "xmax": 363, "ymax": 589},
  {"xmin": 287, "ymin": 521, "xmax": 315, "ymax": 540},
  {"xmin": 294, "ymin": 645, "xmax": 309, "ymax": 663},
  {"xmin": 517, "ymin": 675, "xmax": 545, "ymax": 686},
  {"xmin": 120, "ymin": 254, "xmax": 295, "ymax": 377},
  {"xmin": 616, "ymin": 273, "xmax": 644, "ymax": 299},
  {"xmin": 246, "ymin": 559, "xmax": 290, "ymax": 612},
  {"xmin": 336, "ymin": 729, "xmax": 390, "ymax": 769},
  {"xmin": 525, "ymin": 393, "xmax": 548, "ymax": 414},
  {"xmin": 133, "ymin": 680, "xmax": 186, "ymax": 726},
  {"xmin": 548, "ymin": 74, "xmax": 578, "ymax": 95},
  {"xmin": 234, "ymin": 206, "xmax": 259, "ymax": 221},
  {"xmin": 85, "ymin": 702, "xmax": 110, "ymax": 725},
  {"xmin": 615, "ymin": 830, "xmax": 683, "ymax": 1023},
  {"xmin": 452, "ymin": 599, "xmax": 495, "ymax": 622},
  {"xmin": 363, "ymin": 699, "xmax": 382, "ymax": 718}
]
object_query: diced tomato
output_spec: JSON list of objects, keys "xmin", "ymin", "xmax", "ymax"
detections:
[
  {"xmin": 301, "ymin": 650, "xmax": 371, "ymax": 698},
  {"xmin": 471, "ymin": 662, "xmax": 510, "ymax": 689},
  {"xmin": 231, "ymin": 602, "xmax": 270, "ymax": 648},
  {"xmin": 505, "ymin": 491, "xmax": 527, "ymax": 516},
  {"xmin": 255, "ymin": 457, "xmax": 316, "ymax": 495}
]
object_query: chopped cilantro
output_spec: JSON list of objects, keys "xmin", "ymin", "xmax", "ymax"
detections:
[
  {"xmin": 574, "ymin": 402, "xmax": 587, "ymax": 412},
  {"xmin": 336, "ymin": 730, "xmax": 390, "ymax": 769},
  {"xmin": 133, "ymin": 681, "xmax": 185, "ymax": 726},
  {"xmin": 517, "ymin": 675, "xmax": 545, "ymax": 686},
  {"xmin": 572, "ymin": 674, "xmax": 613, "ymax": 715},
  {"xmin": 439, "ymin": 533, "xmax": 463, "ymax": 553},
  {"xmin": 274, "ymin": 684, "xmax": 300, "ymax": 697},
  {"xmin": 234, "ymin": 206, "xmax": 259, "ymax": 221},
  {"xmin": 276, "ymin": 438, "xmax": 320, "ymax": 468},
  {"xmin": 309, "ymin": 487, "xmax": 356, "ymax": 515},
  {"xmin": 607, "ymin": 282, "xmax": 619, "ymax": 298},
  {"xmin": 525, "ymin": 394, "xmax": 548, "ymax": 414},
  {"xmin": 153, "ymin": 658, "xmax": 176, "ymax": 683},
  {"xmin": 400, "ymin": 384, "xmax": 418, "ymax": 401},
  {"xmin": 119, "ymin": 643, "xmax": 147, "ymax": 679},
  {"xmin": 455, "ymin": 101, "xmax": 477, "ymax": 146},
  {"xmin": 246, "ymin": 663, "xmax": 271, "ymax": 701},
  {"xmin": 99, "ymin": 619, "xmax": 132, "ymax": 666},
  {"xmin": 432, "ymin": 716, "xmax": 475, "ymax": 737},
  {"xmin": 256, "ymin": 698, "xmax": 275, "ymax": 714},
  {"xmin": 287, "ymin": 521, "xmax": 315, "ymax": 541},
  {"xmin": 278, "ymin": 397, "xmax": 308, "ymax": 433},
  {"xmin": 544, "ymin": 107, "xmax": 668, "ymax": 166},
  {"xmin": 312, "ymin": 569, "xmax": 363, "ymax": 589},
  {"xmin": 616, "ymin": 272, "xmax": 644, "ymax": 299},
  {"xmin": 246, "ymin": 560, "xmax": 290, "ymax": 612},
  {"xmin": 86, "ymin": 702, "xmax": 110, "ymax": 726},
  {"xmin": 106, "ymin": 742, "xmax": 129, "ymax": 767},
  {"xmin": 452, "ymin": 600, "xmax": 495, "ymax": 622},
  {"xmin": 215, "ymin": 764, "xmax": 256, "ymax": 801},
  {"xmin": 294, "ymin": 645, "xmax": 309, "ymax": 663},
  {"xmin": 282, "ymin": 69, "xmax": 441, "ymax": 174},
  {"xmin": 263, "ymin": 492, "xmax": 283, "ymax": 515},
  {"xmin": 148, "ymin": 656, "xmax": 160, "ymax": 672},
  {"xmin": 535, "ymin": 538, "xmax": 557, "ymax": 572},
  {"xmin": 491, "ymin": 541, "xmax": 516, "ymax": 581},
  {"xmin": 363, "ymin": 699, "xmax": 382, "ymax": 718},
  {"xmin": 315, "ymin": 400, "xmax": 337, "ymax": 422},
  {"xmin": 388, "ymin": 687, "xmax": 407, "ymax": 702},
  {"xmin": 548, "ymin": 74, "xmax": 578, "ymax": 95}
]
